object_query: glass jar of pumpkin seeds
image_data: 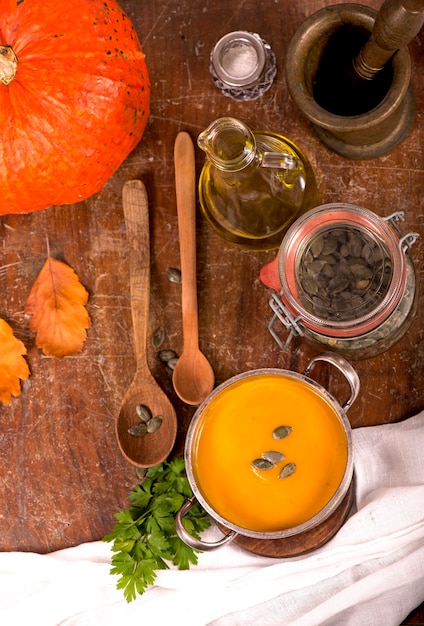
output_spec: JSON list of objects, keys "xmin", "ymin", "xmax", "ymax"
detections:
[{"xmin": 261, "ymin": 203, "xmax": 419, "ymax": 360}]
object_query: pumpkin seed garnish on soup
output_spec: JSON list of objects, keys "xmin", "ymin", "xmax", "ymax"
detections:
[
  {"xmin": 252, "ymin": 427, "xmax": 294, "ymax": 476},
  {"xmin": 272, "ymin": 425, "xmax": 293, "ymax": 440},
  {"xmin": 279, "ymin": 462, "xmax": 296, "ymax": 479},
  {"xmin": 252, "ymin": 458, "xmax": 275, "ymax": 471},
  {"xmin": 262, "ymin": 450, "xmax": 285, "ymax": 464}
]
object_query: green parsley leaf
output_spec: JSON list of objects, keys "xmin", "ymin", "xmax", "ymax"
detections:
[
  {"xmin": 103, "ymin": 456, "xmax": 211, "ymax": 602},
  {"xmin": 168, "ymin": 535, "xmax": 200, "ymax": 570}
]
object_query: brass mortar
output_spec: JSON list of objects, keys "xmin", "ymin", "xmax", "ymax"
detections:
[{"xmin": 285, "ymin": 3, "xmax": 417, "ymax": 159}]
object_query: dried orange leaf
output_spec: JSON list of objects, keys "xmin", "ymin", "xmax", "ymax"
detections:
[
  {"xmin": 25, "ymin": 257, "xmax": 91, "ymax": 358},
  {"xmin": 0, "ymin": 318, "xmax": 30, "ymax": 403}
]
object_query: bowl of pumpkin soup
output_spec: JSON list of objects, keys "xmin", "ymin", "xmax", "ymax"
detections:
[{"xmin": 176, "ymin": 352, "xmax": 359, "ymax": 551}]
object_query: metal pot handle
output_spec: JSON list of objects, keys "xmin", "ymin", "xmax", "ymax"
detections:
[
  {"xmin": 303, "ymin": 352, "xmax": 360, "ymax": 411},
  {"xmin": 175, "ymin": 496, "xmax": 237, "ymax": 551}
]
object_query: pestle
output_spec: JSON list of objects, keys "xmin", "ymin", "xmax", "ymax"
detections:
[{"xmin": 353, "ymin": 0, "xmax": 424, "ymax": 81}]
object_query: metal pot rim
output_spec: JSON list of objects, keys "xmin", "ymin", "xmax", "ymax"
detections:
[{"xmin": 184, "ymin": 366, "xmax": 354, "ymax": 540}]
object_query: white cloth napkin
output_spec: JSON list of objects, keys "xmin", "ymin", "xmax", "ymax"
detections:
[{"xmin": 1, "ymin": 412, "xmax": 424, "ymax": 626}]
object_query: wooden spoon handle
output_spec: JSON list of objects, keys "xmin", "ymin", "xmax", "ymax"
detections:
[
  {"xmin": 122, "ymin": 179, "xmax": 150, "ymax": 368},
  {"xmin": 174, "ymin": 131, "xmax": 199, "ymax": 349}
]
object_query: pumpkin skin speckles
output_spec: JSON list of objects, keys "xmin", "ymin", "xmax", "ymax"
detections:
[{"xmin": 0, "ymin": 0, "xmax": 150, "ymax": 214}]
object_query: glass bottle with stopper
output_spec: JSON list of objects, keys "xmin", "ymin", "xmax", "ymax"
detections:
[{"xmin": 197, "ymin": 117, "xmax": 317, "ymax": 251}]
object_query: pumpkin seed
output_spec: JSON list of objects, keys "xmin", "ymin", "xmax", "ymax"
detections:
[
  {"xmin": 128, "ymin": 422, "xmax": 148, "ymax": 437},
  {"xmin": 301, "ymin": 276, "xmax": 319, "ymax": 296},
  {"xmin": 298, "ymin": 225, "xmax": 394, "ymax": 322},
  {"xmin": 321, "ymin": 263, "xmax": 335, "ymax": 279},
  {"xmin": 331, "ymin": 228, "xmax": 347, "ymax": 241},
  {"xmin": 361, "ymin": 242, "xmax": 377, "ymax": 264},
  {"xmin": 328, "ymin": 275, "xmax": 349, "ymax": 294},
  {"xmin": 303, "ymin": 248, "xmax": 315, "ymax": 264},
  {"xmin": 310, "ymin": 234, "xmax": 324, "ymax": 257},
  {"xmin": 167, "ymin": 356, "xmax": 179, "ymax": 370},
  {"xmin": 347, "ymin": 234, "xmax": 363, "ymax": 257},
  {"xmin": 319, "ymin": 253, "xmax": 337, "ymax": 265},
  {"xmin": 147, "ymin": 415, "xmax": 163, "ymax": 433},
  {"xmin": 356, "ymin": 279, "xmax": 370, "ymax": 290},
  {"xmin": 158, "ymin": 349, "xmax": 178, "ymax": 363},
  {"xmin": 152, "ymin": 326, "xmax": 165, "ymax": 348},
  {"xmin": 272, "ymin": 425, "xmax": 292, "ymax": 440},
  {"xmin": 306, "ymin": 259, "xmax": 327, "ymax": 276},
  {"xmin": 252, "ymin": 458, "xmax": 275, "ymax": 471},
  {"xmin": 321, "ymin": 235, "xmax": 338, "ymax": 255},
  {"xmin": 349, "ymin": 262, "xmax": 373, "ymax": 279},
  {"xmin": 136, "ymin": 404, "xmax": 152, "ymax": 423},
  {"xmin": 262, "ymin": 450, "xmax": 284, "ymax": 464},
  {"xmin": 278, "ymin": 462, "xmax": 296, "ymax": 479},
  {"xmin": 136, "ymin": 466, "xmax": 148, "ymax": 480},
  {"xmin": 166, "ymin": 267, "xmax": 182, "ymax": 284}
]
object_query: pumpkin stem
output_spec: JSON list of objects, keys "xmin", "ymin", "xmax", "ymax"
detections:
[{"xmin": 0, "ymin": 46, "xmax": 18, "ymax": 85}]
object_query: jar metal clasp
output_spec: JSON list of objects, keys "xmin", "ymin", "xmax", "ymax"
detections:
[
  {"xmin": 383, "ymin": 211, "xmax": 419, "ymax": 253},
  {"xmin": 267, "ymin": 209, "xmax": 419, "ymax": 354},
  {"xmin": 268, "ymin": 291, "xmax": 304, "ymax": 350}
]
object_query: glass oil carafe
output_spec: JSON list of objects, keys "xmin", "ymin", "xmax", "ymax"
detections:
[{"xmin": 197, "ymin": 117, "xmax": 317, "ymax": 250}]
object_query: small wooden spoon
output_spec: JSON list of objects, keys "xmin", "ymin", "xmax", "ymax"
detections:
[
  {"xmin": 172, "ymin": 132, "xmax": 215, "ymax": 405},
  {"xmin": 116, "ymin": 180, "xmax": 177, "ymax": 467}
]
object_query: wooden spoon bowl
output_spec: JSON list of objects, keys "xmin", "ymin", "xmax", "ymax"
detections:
[
  {"xmin": 116, "ymin": 378, "xmax": 177, "ymax": 468},
  {"xmin": 172, "ymin": 132, "xmax": 215, "ymax": 405},
  {"xmin": 116, "ymin": 180, "xmax": 177, "ymax": 468}
]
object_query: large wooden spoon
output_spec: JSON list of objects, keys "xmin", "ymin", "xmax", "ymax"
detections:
[
  {"xmin": 172, "ymin": 132, "xmax": 215, "ymax": 405},
  {"xmin": 116, "ymin": 180, "xmax": 177, "ymax": 467}
]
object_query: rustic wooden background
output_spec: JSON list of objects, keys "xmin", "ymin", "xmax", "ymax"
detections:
[{"xmin": 1, "ymin": 0, "xmax": 423, "ymax": 622}]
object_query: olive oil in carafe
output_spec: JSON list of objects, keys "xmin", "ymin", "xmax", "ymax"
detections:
[{"xmin": 197, "ymin": 118, "xmax": 317, "ymax": 251}]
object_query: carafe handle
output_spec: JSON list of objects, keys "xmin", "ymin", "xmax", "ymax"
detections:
[{"xmin": 260, "ymin": 151, "xmax": 300, "ymax": 171}]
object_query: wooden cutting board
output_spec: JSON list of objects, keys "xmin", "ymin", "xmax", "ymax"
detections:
[{"xmin": 0, "ymin": 0, "xmax": 423, "ymax": 572}]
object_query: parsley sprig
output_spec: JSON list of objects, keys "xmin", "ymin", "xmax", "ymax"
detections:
[{"xmin": 103, "ymin": 456, "xmax": 211, "ymax": 602}]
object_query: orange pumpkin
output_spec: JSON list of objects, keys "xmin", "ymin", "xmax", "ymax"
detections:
[{"xmin": 0, "ymin": 0, "xmax": 150, "ymax": 214}]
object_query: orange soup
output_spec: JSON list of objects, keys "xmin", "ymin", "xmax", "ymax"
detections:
[{"xmin": 191, "ymin": 373, "xmax": 348, "ymax": 532}]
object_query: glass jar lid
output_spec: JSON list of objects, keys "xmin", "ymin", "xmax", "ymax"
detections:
[
  {"xmin": 210, "ymin": 31, "xmax": 266, "ymax": 88},
  {"xmin": 277, "ymin": 203, "xmax": 408, "ymax": 338}
]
